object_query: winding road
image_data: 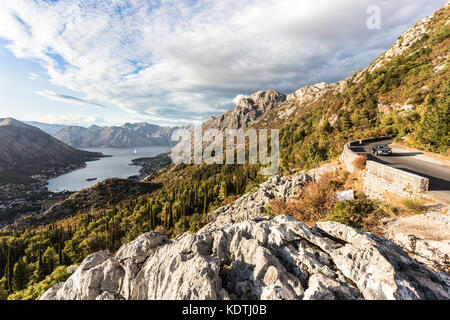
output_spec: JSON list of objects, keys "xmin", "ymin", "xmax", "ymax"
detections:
[{"xmin": 351, "ymin": 139, "xmax": 450, "ymax": 202}]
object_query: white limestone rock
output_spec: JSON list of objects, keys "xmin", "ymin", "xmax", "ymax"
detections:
[{"xmin": 40, "ymin": 215, "xmax": 450, "ymax": 300}]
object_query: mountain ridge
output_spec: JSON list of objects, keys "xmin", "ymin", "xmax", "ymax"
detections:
[
  {"xmin": 0, "ymin": 118, "xmax": 102, "ymax": 172},
  {"xmin": 55, "ymin": 122, "xmax": 178, "ymax": 148}
]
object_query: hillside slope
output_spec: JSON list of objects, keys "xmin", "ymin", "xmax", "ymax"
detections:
[
  {"xmin": 23, "ymin": 121, "xmax": 68, "ymax": 136},
  {"xmin": 0, "ymin": 118, "xmax": 102, "ymax": 174}
]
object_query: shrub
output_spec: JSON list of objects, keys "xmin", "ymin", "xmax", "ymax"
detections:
[
  {"xmin": 401, "ymin": 198, "xmax": 426, "ymax": 214},
  {"xmin": 189, "ymin": 213, "xmax": 206, "ymax": 233},
  {"xmin": 325, "ymin": 199, "xmax": 378, "ymax": 229},
  {"xmin": 271, "ymin": 173, "xmax": 336, "ymax": 225},
  {"xmin": 340, "ymin": 170, "xmax": 351, "ymax": 182},
  {"xmin": 352, "ymin": 155, "xmax": 367, "ymax": 170},
  {"xmin": 174, "ymin": 216, "xmax": 190, "ymax": 235},
  {"xmin": 7, "ymin": 266, "xmax": 69, "ymax": 300}
]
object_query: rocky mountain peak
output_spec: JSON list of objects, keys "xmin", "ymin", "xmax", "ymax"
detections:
[
  {"xmin": 55, "ymin": 122, "xmax": 177, "ymax": 148},
  {"xmin": 286, "ymin": 82, "xmax": 336, "ymax": 103},
  {"xmin": 364, "ymin": 2, "xmax": 449, "ymax": 75},
  {"xmin": 203, "ymin": 90, "xmax": 286, "ymax": 130},
  {"xmin": 0, "ymin": 117, "xmax": 33, "ymax": 129}
]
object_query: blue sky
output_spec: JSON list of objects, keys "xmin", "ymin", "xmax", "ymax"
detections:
[{"xmin": 0, "ymin": 0, "xmax": 446, "ymax": 127}]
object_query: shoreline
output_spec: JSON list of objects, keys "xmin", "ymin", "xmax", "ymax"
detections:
[{"xmin": 130, "ymin": 152, "xmax": 172, "ymax": 179}]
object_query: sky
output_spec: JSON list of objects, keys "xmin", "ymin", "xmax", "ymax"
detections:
[{"xmin": 0, "ymin": 0, "xmax": 446, "ymax": 127}]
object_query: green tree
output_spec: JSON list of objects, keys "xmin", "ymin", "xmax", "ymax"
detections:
[
  {"xmin": 12, "ymin": 258, "xmax": 28, "ymax": 292},
  {"xmin": 416, "ymin": 86, "xmax": 450, "ymax": 153},
  {"xmin": 0, "ymin": 277, "xmax": 8, "ymax": 300},
  {"xmin": 4, "ymin": 248, "xmax": 12, "ymax": 293},
  {"xmin": 340, "ymin": 110, "xmax": 352, "ymax": 131},
  {"xmin": 218, "ymin": 181, "xmax": 227, "ymax": 201}
]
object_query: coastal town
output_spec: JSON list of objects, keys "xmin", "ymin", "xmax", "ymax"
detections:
[
  {"xmin": 0, "ymin": 155, "xmax": 165, "ymax": 228},
  {"xmin": 0, "ymin": 164, "xmax": 84, "ymax": 228}
]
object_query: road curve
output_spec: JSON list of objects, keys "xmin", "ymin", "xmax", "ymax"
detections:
[{"xmin": 351, "ymin": 139, "xmax": 450, "ymax": 202}]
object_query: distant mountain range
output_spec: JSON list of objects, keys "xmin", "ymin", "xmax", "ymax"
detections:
[
  {"xmin": 54, "ymin": 122, "xmax": 178, "ymax": 148},
  {"xmin": 20, "ymin": 120, "xmax": 180, "ymax": 148},
  {"xmin": 23, "ymin": 121, "xmax": 69, "ymax": 135},
  {"xmin": 0, "ymin": 118, "xmax": 102, "ymax": 178}
]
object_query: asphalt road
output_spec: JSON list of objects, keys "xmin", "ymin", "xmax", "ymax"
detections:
[{"xmin": 351, "ymin": 139, "xmax": 450, "ymax": 202}]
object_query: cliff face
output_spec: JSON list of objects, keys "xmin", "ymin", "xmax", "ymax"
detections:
[{"xmin": 40, "ymin": 166, "xmax": 450, "ymax": 300}]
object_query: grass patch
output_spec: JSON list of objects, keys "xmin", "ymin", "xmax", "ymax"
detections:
[
  {"xmin": 401, "ymin": 198, "xmax": 426, "ymax": 214},
  {"xmin": 325, "ymin": 199, "xmax": 400, "ymax": 233}
]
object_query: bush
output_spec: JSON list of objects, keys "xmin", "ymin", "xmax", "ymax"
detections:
[
  {"xmin": 325, "ymin": 199, "xmax": 377, "ymax": 229},
  {"xmin": 402, "ymin": 198, "xmax": 426, "ymax": 214},
  {"xmin": 271, "ymin": 173, "xmax": 336, "ymax": 225},
  {"xmin": 352, "ymin": 155, "xmax": 367, "ymax": 170},
  {"xmin": 7, "ymin": 266, "xmax": 69, "ymax": 300},
  {"xmin": 189, "ymin": 213, "xmax": 206, "ymax": 233}
]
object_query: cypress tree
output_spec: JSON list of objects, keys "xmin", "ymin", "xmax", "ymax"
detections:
[
  {"xmin": 4, "ymin": 248, "xmax": 12, "ymax": 293},
  {"xmin": 12, "ymin": 258, "xmax": 28, "ymax": 292},
  {"xmin": 58, "ymin": 242, "xmax": 63, "ymax": 265},
  {"xmin": 203, "ymin": 192, "xmax": 207, "ymax": 214}
]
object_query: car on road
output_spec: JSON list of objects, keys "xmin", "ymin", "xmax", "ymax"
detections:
[{"xmin": 372, "ymin": 144, "xmax": 392, "ymax": 156}]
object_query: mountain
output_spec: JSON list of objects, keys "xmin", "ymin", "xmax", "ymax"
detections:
[
  {"xmin": 250, "ymin": 3, "xmax": 450, "ymax": 171},
  {"xmin": 2, "ymin": 3, "xmax": 450, "ymax": 301},
  {"xmin": 55, "ymin": 122, "xmax": 177, "ymax": 148},
  {"xmin": 0, "ymin": 118, "xmax": 102, "ymax": 177},
  {"xmin": 203, "ymin": 90, "xmax": 287, "ymax": 130},
  {"xmin": 39, "ymin": 168, "xmax": 450, "ymax": 300},
  {"xmin": 23, "ymin": 121, "xmax": 68, "ymax": 136}
]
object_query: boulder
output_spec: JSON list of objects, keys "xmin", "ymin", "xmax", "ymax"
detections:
[{"xmin": 40, "ymin": 215, "xmax": 450, "ymax": 300}]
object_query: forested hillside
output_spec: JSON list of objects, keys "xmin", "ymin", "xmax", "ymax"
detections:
[{"xmin": 0, "ymin": 3, "xmax": 448, "ymax": 300}]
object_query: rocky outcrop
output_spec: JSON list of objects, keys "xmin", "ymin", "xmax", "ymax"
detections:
[
  {"xmin": 251, "ymin": 80, "xmax": 349, "ymax": 127},
  {"xmin": 40, "ymin": 161, "xmax": 450, "ymax": 300},
  {"xmin": 363, "ymin": 2, "xmax": 449, "ymax": 76},
  {"xmin": 382, "ymin": 208, "xmax": 450, "ymax": 274},
  {"xmin": 40, "ymin": 215, "xmax": 450, "ymax": 300},
  {"xmin": 205, "ymin": 164, "xmax": 337, "ymax": 231},
  {"xmin": 286, "ymin": 82, "xmax": 336, "ymax": 103},
  {"xmin": 203, "ymin": 90, "xmax": 286, "ymax": 130}
]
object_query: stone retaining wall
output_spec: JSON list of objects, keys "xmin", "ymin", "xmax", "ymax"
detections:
[
  {"xmin": 341, "ymin": 138, "xmax": 429, "ymax": 199},
  {"xmin": 362, "ymin": 161, "xmax": 429, "ymax": 199},
  {"xmin": 341, "ymin": 144, "xmax": 359, "ymax": 173}
]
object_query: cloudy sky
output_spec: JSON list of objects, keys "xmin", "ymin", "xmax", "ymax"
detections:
[{"xmin": 0, "ymin": 0, "xmax": 446, "ymax": 127}]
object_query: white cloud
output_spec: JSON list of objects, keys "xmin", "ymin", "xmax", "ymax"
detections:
[
  {"xmin": 30, "ymin": 114, "xmax": 110, "ymax": 127},
  {"xmin": 0, "ymin": 0, "xmax": 446, "ymax": 122},
  {"xmin": 233, "ymin": 94, "xmax": 249, "ymax": 105},
  {"xmin": 28, "ymin": 72, "xmax": 40, "ymax": 80},
  {"xmin": 35, "ymin": 90, "xmax": 105, "ymax": 108}
]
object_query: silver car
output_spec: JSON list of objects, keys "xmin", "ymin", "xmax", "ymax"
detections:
[{"xmin": 372, "ymin": 144, "xmax": 392, "ymax": 156}]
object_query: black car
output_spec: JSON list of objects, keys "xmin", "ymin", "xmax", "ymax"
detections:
[{"xmin": 372, "ymin": 144, "xmax": 392, "ymax": 156}]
